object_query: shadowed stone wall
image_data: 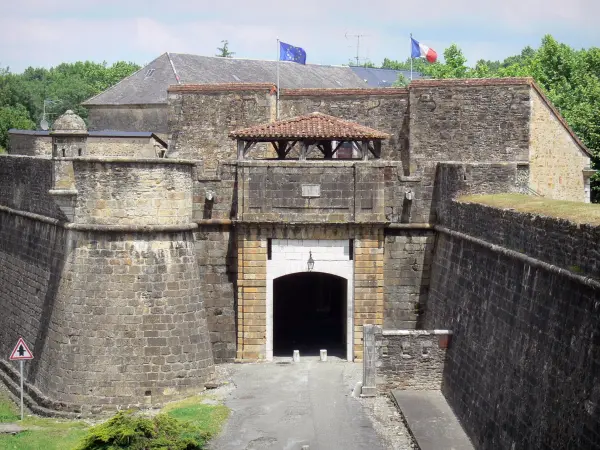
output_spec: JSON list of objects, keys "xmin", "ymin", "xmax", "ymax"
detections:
[
  {"xmin": 0, "ymin": 155, "xmax": 66, "ymax": 220},
  {"xmin": 0, "ymin": 213, "xmax": 68, "ymax": 400},
  {"xmin": 87, "ymin": 105, "xmax": 168, "ymax": 134},
  {"xmin": 167, "ymin": 84, "xmax": 276, "ymax": 171},
  {"xmin": 279, "ymin": 88, "xmax": 409, "ymax": 162},
  {"xmin": 426, "ymin": 200, "xmax": 600, "ymax": 450},
  {"xmin": 409, "ymin": 79, "xmax": 531, "ymax": 170},
  {"xmin": 0, "ymin": 156, "xmax": 214, "ymax": 414},
  {"xmin": 375, "ymin": 330, "xmax": 451, "ymax": 392},
  {"xmin": 194, "ymin": 225, "xmax": 237, "ymax": 363},
  {"xmin": 384, "ymin": 230, "xmax": 435, "ymax": 329}
]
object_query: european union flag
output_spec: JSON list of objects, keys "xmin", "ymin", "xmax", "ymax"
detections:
[{"xmin": 279, "ymin": 41, "xmax": 306, "ymax": 65}]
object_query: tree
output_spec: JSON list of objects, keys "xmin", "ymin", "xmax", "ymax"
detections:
[
  {"xmin": 393, "ymin": 73, "xmax": 409, "ymax": 87},
  {"xmin": 0, "ymin": 104, "xmax": 35, "ymax": 151},
  {"xmin": 427, "ymin": 44, "xmax": 469, "ymax": 79},
  {"xmin": 216, "ymin": 40, "xmax": 235, "ymax": 58}
]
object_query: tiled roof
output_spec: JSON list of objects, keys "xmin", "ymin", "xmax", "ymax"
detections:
[
  {"xmin": 83, "ymin": 53, "xmax": 368, "ymax": 106},
  {"xmin": 229, "ymin": 112, "xmax": 390, "ymax": 140}
]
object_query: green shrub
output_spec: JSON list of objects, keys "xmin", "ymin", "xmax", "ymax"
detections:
[{"xmin": 76, "ymin": 410, "xmax": 209, "ymax": 450}]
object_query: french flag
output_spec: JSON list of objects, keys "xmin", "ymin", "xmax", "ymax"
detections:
[{"xmin": 411, "ymin": 37, "xmax": 437, "ymax": 63}]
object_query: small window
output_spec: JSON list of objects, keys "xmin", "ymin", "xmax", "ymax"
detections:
[
  {"xmin": 62, "ymin": 149, "xmax": 65, "ymax": 157},
  {"xmin": 349, "ymin": 239, "xmax": 354, "ymax": 260},
  {"xmin": 145, "ymin": 68, "xmax": 155, "ymax": 77},
  {"xmin": 78, "ymin": 148, "xmax": 82, "ymax": 156},
  {"xmin": 267, "ymin": 239, "xmax": 272, "ymax": 260}
]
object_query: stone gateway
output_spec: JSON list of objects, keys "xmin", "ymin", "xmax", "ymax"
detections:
[{"xmin": 0, "ymin": 77, "xmax": 599, "ymax": 449}]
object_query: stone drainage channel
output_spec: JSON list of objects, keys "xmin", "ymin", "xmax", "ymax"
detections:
[{"xmin": 208, "ymin": 355, "xmax": 417, "ymax": 450}]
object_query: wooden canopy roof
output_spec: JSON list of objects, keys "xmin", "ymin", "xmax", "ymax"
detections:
[{"xmin": 229, "ymin": 112, "xmax": 390, "ymax": 141}]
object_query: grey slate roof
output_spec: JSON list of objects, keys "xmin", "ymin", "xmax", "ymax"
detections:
[
  {"xmin": 83, "ymin": 53, "xmax": 370, "ymax": 106},
  {"xmin": 349, "ymin": 67, "xmax": 425, "ymax": 87}
]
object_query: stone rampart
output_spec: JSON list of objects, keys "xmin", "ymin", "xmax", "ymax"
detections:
[
  {"xmin": 71, "ymin": 158, "xmax": 194, "ymax": 227},
  {"xmin": 376, "ymin": 330, "xmax": 451, "ymax": 392},
  {"xmin": 0, "ymin": 155, "xmax": 214, "ymax": 414},
  {"xmin": 237, "ymin": 160, "xmax": 386, "ymax": 224},
  {"xmin": 426, "ymin": 201, "xmax": 600, "ymax": 449},
  {"xmin": 167, "ymin": 84, "xmax": 276, "ymax": 170},
  {"xmin": 409, "ymin": 79, "xmax": 531, "ymax": 169},
  {"xmin": 0, "ymin": 155, "xmax": 66, "ymax": 220},
  {"xmin": 279, "ymin": 88, "xmax": 409, "ymax": 162}
]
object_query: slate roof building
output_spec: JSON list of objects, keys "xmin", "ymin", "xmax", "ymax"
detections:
[{"xmin": 82, "ymin": 52, "xmax": 420, "ymax": 134}]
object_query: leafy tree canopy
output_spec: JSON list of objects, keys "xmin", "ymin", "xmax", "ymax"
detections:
[
  {"xmin": 0, "ymin": 60, "xmax": 139, "ymax": 150},
  {"xmin": 216, "ymin": 40, "xmax": 235, "ymax": 58}
]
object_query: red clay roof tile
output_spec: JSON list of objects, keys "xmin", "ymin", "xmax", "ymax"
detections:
[{"xmin": 229, "ymin": 112, "xmax": 390, "ymax": 140}]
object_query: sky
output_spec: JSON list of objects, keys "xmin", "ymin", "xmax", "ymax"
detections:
[{"xmin": 1, "ymin": 0, "xmax": 599, "ymax": 72}]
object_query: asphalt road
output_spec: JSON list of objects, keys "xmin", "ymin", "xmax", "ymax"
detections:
[{"xmin": 209, "ymin": 358, "xmax": 386, "ymax": 450}]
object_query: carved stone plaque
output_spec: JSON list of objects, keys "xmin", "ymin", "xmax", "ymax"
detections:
[{"xmin": 301, "ymin": 184, "xmax": 321, "ymax": 198}]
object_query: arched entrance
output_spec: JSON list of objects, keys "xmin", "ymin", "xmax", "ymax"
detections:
[{"xmin": 273, "ymin": 272, "xmax": 347, "ymax": 357}]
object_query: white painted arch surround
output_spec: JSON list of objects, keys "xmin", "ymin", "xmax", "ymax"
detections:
[{"xmin": 266, "ymin": 239, "xmax": 354, "ymax": 361}]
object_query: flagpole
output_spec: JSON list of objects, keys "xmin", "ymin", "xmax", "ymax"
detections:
[
  {"xmin": 410, "ymin": 33, "xmax": 413, "ymax": 81},
  {"xmin": 276, "ymin": 37, "xmax": 280, "ymax": 120}
]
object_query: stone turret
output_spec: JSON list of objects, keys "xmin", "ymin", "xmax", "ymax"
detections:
[
  {"xmin": 50, "ymin": 110, "xmax": 88, "ymax": 158},
  {"xmin": 49, "ymin": 110, "xmax": 88, "ymax": 219}
]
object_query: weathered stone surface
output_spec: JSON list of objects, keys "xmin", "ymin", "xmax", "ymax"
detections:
[
  {"xmin": 376, "ymin": 331, "xmax": 450, "ymax": 392},
  {"xmin": 194, "ymin": 225, "xmax": 237, "ymax": 362},
  {"xmin": 426, "ymin": 209, "xmax": 600, "ymax": 450},
  {"xmin": 72, "ymin": 160, "xmax": 193, "ymax": 227},
  {"xmin": 0, "ymin": 155, "xmax": 66, "ymax": 220},
  {"xmin": 384, "ymin": 231, "xmax": 435, "ymax": 329},
  {"xmin": 88, "ymin": 105, "xmax": 168, "ymax": 134},
  {"xmin": 409, "ymin": 84, "xmax": 531, "ymax": 168}
]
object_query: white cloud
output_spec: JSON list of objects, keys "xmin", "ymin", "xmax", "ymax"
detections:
[{"xmin": 1, "ymin": 0, "xmax": 598, "ymax": 71}]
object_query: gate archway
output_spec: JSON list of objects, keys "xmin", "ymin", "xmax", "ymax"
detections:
[{"xmin": 273, "ymin": 272, "xmax": 347, "ymax": 357}]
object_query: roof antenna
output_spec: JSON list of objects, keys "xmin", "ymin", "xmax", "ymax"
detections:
[
  {"xmin": 166, "ymin": 52, "xmax": 181, "ymax": 84},
  {"xmin": 345, "ymin": 32, "xmax": 370, "ymax": 66}
]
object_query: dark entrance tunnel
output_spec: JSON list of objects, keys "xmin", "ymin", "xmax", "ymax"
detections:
[{"xmin": 273, "ymin": 272, "xmax": 347, "ymax": 358}]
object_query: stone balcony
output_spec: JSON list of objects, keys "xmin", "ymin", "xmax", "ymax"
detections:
[{"xmin": 236, "ymin": 160, "xmax": 386, "ymax": 224}]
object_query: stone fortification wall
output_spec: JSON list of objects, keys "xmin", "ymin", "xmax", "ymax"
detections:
[
  {"xmin": 0, "ymin": 213, "xmax": 68, "ymax": 403},
  {"xmin": 194, "ymin": 225, "xmax": 237, "ymax": 362},
  {"xmin": 0, "ymin": 155, "xmax": 66, "ymax": 219},
  {"xmin": 237, "ymin": 160, "xmax": 385, "ymax": 224},
  {"xmin": 441, "ymin": 201, "xmax": 599, "ymax": 278},
  {"xmin": 86, "ymin": 105, "xmax": 168, "ymax": 134},
  {"xmin": 529, "ymin": 85, "xmax": 592, "ymax": 201},
  {"xmin": 279, "ymin": 88, "xmax": 409, "ymax": 163},
  {"xmin": 8, "ymin": 133, "xmax": 51, "ymax": 156},
  {"xmin": 409, "ymin": 79, "xmax": 531, "ymax": 170},
  {"xmin": 426, "ymin": 201, "xmax": 600, "ymax": 449},
  {"xmin": 384, "ymin": 230, "xmax": 435, "ymax": 329},
  {"xmin": 39, "ymin": 230, "xmax": 213, "ymax": 412},
  {"xmin": 0, "ymin": 156, "xmax": 214, "ymax": 413},
  {"xmin": 71, "ymin": 158, "xmax": 193, "ymax": 227},
  {"xmin": 9, "ymin": 133, "xmax": 165, "ymax": 159},
  {"xmin": 375, "ymin": 330, "xmax": 451, "ymax": 392},
  {"xmin": 167, "ymin": 84, "xmax": 276, "ymax": 171}
]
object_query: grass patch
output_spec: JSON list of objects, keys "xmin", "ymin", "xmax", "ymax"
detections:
[
  {"xmin": 0, "ymin": 391, "xmax": 228, "ymax": 449},
  {"xmin": 0, "ymin": 389, "xmax": 19, "ymax": 422},
  {"xmin": 458, "ymin": 194, "xmax": 600, "ymax": 225},
  {"xmin": 162, "ymin": 395, "xmax": 230, "ymax": 438}
]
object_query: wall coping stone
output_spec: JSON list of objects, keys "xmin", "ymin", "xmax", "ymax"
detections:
[
  {"xmin": 382, "ymin": 329, "xmax": 453, "ymax": 336},
  {"xmin": 435, "ymin": 225, "xmax": 600, "ymax": 290},
  {"xmin": 0, "ymin": 204, "xmax": 198, "ymax": 232},
  {"xmin": 66, "ymin": 156, "xmax": 197, "ymax": 165},
  {"xmin": 386, "ymin": 223, "xmax": 434, "ymax": 229}
]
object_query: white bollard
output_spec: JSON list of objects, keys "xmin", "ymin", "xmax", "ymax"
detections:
[
  {"xmin": 293, "ymin": 350, "xmax": 300, "ymax": 362},
  {"xmin": 320, "ymin": 349, "xmax": 327, "ymax": 362}
]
